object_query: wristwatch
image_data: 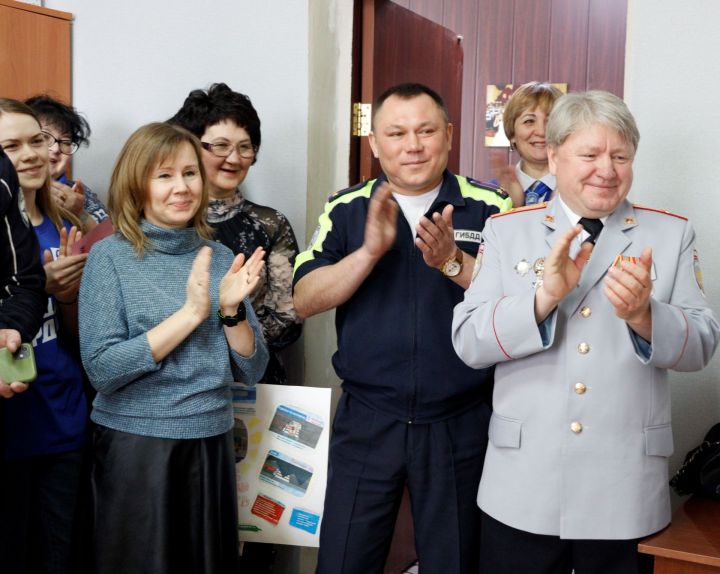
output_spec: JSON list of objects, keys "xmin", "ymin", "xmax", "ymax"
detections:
[
  {"xmin": 217, "ymin": 304, "xmax": 247, "ymax": 327},
  {"xmin": 440, "ymin": 248, "xmax": 463, "ymax": 278}
]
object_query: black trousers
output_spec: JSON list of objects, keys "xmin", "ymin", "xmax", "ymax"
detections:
[
  {"xmin": 316, "ymin": 393, "xmax": 490, "ymax": 574},
  {"xmin": 0, "ymin": 448, "xmax": 83, "ymax": 574},
  {"xmin": 480, "ymin": 511, "xmax": 655, "ymax": 574}
]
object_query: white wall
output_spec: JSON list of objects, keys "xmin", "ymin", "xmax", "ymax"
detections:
[
  {"xmin": 44, "ymin": 0, "xmax": 309, "ymax": 243},
  {"xmin": 625, "ymin": 0, "xmax": 720, "ymax": 500}
]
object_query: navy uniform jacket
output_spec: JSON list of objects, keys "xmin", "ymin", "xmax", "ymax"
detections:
[
  {"xmin": 452, "ymin": 198, "xmax": 720, "ymax": 539},
  {"xmin": 294, "ymin": 170, "xmax": 511, "ymax": 423}
]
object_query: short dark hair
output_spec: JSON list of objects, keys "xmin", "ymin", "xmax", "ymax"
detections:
[
  {"xmin": 372, "ymin": 83, "xmax": 449, "ymax": 127},
  {"xmin": 168, "ymin": 83, "xmax": 261, "ymax": 164},
  {"xmin": 25, "ymin": 94, "xmax": 91, "ymax": 147}
]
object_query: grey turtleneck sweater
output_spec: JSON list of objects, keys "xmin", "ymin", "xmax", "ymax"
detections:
[{"xmin": 79, "ymin": 221, "xmax": 268, "ymax": 439}]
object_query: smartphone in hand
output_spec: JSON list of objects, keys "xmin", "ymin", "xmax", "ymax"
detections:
[{"xmin": 0, "ymin": 343, "xmax": 37, "ymax": 384}]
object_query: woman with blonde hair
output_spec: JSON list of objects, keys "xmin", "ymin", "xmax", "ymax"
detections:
[
  {"xmin": 78, "ymin": 122, "xmax": 268, "ymax": 574},
  {"xmin": 0, "ymin": 97, "xmax": 88, "ymax": 574},
  {"xmin": 491, "ymin": 81, "xmax": 563, "ymax": 206}
]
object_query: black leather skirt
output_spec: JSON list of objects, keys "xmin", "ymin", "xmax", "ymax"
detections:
[{"xmin": 91, "ymin": 425, "xmax": 239, "ymax": 574}]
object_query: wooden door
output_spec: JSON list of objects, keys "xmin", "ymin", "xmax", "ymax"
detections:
[
  {"xmin": 353, "ymin": 0, "xmax": 464, "ymax": 183},
  {"xmin": 0, "ymin": 0, "xmax": 72, "ymax": 102},
  {"xmin": 385, "ymin": 0, "xmax": 628, "ymax": 181}
]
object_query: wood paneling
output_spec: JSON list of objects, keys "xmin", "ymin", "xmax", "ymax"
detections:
[
  {"xmin": 471, "ymin": 0, "xmax": 515, "ymax": 178},
  {"xmin": 513, "ymin": 0, "xmax": 553, "ymax": 82},
  {"xmin": 0, "ymin": 0, "xmax": 72, "ymax": 102},
  {"xmin": 408, "ymin": 0, "xmax": 445, "ymax": 25},
  {"xmin": 442, "ymin": 0, "xmax": 480, "ymax": 184},
  {"xmin": 587, "ymin": 0, "xmax": 626, "ymax": 92},
  {"xmin": 388, "ymin": 0, "xmax": 627, "ymax": 181},
  {"xmin": 362, "ymin": 0, "xmax": 463, "ymax": 179},
  {"xmin": 549, "ymin": 0, "xmax": 591, "ymax": 92}
]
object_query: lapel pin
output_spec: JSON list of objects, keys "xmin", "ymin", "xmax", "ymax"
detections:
[
  {"xmin": 514, "ymin": 259, "xmax": 531, "ymax": 276},
  {"xmin": 532, "ymin": 257, "xmax": 545, "ymax": 289}
]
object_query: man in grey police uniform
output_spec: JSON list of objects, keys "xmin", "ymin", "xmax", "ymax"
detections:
[{"xmin": 452, "ymin": 91, "xmax": 720, "ymax": 574}]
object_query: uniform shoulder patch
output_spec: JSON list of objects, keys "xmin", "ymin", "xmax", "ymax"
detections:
[
  {"xmin": 328, "ymin": 180, "xmax": 372, "ymax": 202},
  {"xmin": 465, "ymin": 177, "xmax": 508, "ymax": 199},
  {"xmin": 491, "ymin": 202, "xmax": 547, "ymax": 218},
  {"xmin": 632, "ymin": 204, "xmax": 688, "ymax": 221}
]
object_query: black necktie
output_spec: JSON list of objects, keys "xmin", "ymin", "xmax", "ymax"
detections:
[{"xmin": 579, "ymin": 217, "xmax": 603, "ymax": 245}]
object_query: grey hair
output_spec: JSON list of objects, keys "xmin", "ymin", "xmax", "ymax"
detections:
[{"xmin": 546, "ymin": 91, "xmax": 640, "ymax": 151}]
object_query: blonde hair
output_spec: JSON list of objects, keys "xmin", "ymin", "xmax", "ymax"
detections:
[
  {"xmin": 108, "ymin": 122, "xmax": 212, "ymax": 255},
  {"xmin": 503, "ymin": 82, "xmax": 563, "ymax": 142},
  {"xmin": 0, "ymin": 98, "xmax": 83, "ymax": 232}
]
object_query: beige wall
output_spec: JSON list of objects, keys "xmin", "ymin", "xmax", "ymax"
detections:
[
  {"xmin": 625, "ymin": 0, "xmax": 720, "ymax": 507},
  {"xmin": 300, "ymin": 0, "xmax": 354, "ymax": 571}
]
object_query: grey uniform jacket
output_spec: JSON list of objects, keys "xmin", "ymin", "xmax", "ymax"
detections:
[{"xmin": 452, "ymin": 198, "xmax": 719, "ymax": 540}]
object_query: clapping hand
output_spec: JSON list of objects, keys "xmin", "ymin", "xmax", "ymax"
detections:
[
  {"xmin": 415, "ymin": 203, "xmax": 457, "ymax": 269},
  {"xmin": 219, "ymin": 247, "xmax": 266, "ymax": 315},
  {"xmin": 43, "ymin": 226, "xmax": 87, "ymax": 303},
  {"xmin": 534, "ymin": 225, "xmax": 593, "ymax": 321},
  {"xmin": 363, "ymin": 183, "xmax": 398, "ymax": 260},
  {"xmin": 604, "ymin": 247, "xmax": 653, "ymax": 340},
  {"xmin": 490, "ymin": 151, "xmax": 524, "ymax": 207},
  {"xmin": 184, "ymin": 246, "xmax": 213, "ymax": 322},
  {"xmin": 50, "ymin": 179, "xmax": 86, "ymax": 215}
]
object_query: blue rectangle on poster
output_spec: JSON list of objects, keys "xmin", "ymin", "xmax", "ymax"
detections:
[{"xmin": 289, "ymin": 508, "xmax": 320, "ymax": 534}]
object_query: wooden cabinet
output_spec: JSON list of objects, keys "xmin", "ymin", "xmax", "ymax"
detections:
[
  {"xmin": 0, "ymin": 0, "xmax": 72, "ymax": 102},
  {"xmin": 639, "ymin": 498, "xmax": 720, "ymax": 573}
]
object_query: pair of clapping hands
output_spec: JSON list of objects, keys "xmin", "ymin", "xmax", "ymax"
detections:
[
  {"xmin": 537, "ymin": 225, "xmax": 653, "ymax": 339},
  {"xmin": 183, "ymin": 246, "xmax": 265, "ymax": 323},
  {"xmin": 362, "ymin": 183, "xmax": 458, "ymax": 270}
]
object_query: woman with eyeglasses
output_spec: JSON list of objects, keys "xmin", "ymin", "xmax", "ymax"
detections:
[
  {"xmin": 26, "ymin": 95, "xmax": 109, "ymax": 230},
  {"xmin": 0, "ymin": 98, "xmax": 88, "ymax": 574},
  {"xmin": 170, "ymin": 83, "xmax": 302, "ymax": 389},
  {"xmin": 170, "ymin": 82, "xmax": 302, "ymax": 573}
]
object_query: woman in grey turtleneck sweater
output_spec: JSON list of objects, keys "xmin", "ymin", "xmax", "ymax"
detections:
[{"xmin": 79, "ymin": 122, "xmax": 268, "ymax": 574}]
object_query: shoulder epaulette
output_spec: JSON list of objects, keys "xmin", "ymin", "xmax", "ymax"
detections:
[
  {"xmin": 466, "ymin": 177, "xmax": 508, "ymax": 199},
  {"xmin": 328, "ymin": 179, "xmax": 373, "ymax": 202},
  {"xmin": 491, "ymin": 202, "xmax": 548, "ymax": 218},
  {"xmin": 632, "ymin": 204, "xmax": 688, "ymax": 221}
]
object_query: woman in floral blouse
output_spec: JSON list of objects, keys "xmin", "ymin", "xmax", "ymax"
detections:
[{"xmin": 170, "ymin": 83, "xmax": 302, "ymax": 386}]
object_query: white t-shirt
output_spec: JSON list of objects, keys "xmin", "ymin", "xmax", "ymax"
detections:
[{"xmin": 392, "ymin": 185, "xmax": 441, "ymax": 239}]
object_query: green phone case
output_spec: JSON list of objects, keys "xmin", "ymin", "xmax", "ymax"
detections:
[{"xmin": 0, "ymin": 343, "xmax": 38, "ymax": 384}]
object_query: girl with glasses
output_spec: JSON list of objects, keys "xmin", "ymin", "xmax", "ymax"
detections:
[{"xmin": 25, "ymin": 95, "xmax": 109, "ymax": 230}]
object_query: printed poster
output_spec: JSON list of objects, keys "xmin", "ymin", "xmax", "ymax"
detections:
[{"xmin": 233, "ymin": 384, "xmax": 331, "ymax": 547}]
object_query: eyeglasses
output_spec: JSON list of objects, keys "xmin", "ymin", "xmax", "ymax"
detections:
[
  {"xmin": 200, "ymin": 141, "xmax": 257, "ymax": 160},
  {"xmin": 42, "ymin": 131, "xmax": 79, "ymax": 155}
]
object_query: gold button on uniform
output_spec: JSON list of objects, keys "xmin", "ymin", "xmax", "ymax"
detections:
[
  {"xmin": 574, "ymin": 383, "xmax": 587, "ymax": 394},
  {"xmin": 570, "ymin": 421, "xmax": 583, "ymax": 434},
  {"xmin": 580, "ymin": 306, "xmax": 592, "ymax": 318},
  {"xmin": 578, "ymin": 342, "xmax": 590, "ymax": 354}
]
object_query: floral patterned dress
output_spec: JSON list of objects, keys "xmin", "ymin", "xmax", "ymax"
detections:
[{"xmin": 207, "ymin": 190, "xmax": 302, "ymax": 385}]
